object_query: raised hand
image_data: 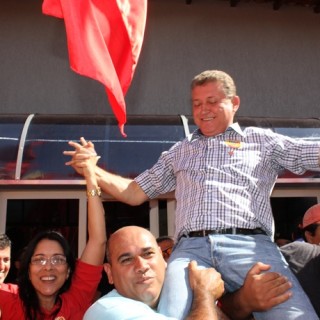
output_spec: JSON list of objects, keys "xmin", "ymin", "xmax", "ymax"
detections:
[{"xmin": 63, "ymin": 137, "xmax": 99, "ymax": 176}]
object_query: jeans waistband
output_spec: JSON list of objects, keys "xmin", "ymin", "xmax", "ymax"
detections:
[{"xmin": 182, "ymin": 228, "xmax": 267, "ymax": 238}]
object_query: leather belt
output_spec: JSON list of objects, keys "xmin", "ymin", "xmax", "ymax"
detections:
[{"xmin": 183, "ymin": 228, "xmax": 266, "ymax": 237}]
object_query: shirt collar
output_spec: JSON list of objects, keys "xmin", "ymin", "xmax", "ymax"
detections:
[
  {"xmin": 228, "ymin": 122, "xmax": 245, "ymax": 136},
  {"xmin": 190, "ymin": 122, "xmax": 244, "ymax": 141}
]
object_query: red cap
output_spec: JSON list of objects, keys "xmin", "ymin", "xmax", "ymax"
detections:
[{"xmin": 302, "ymin": 204, "xmax": 320, "ymax": 228}]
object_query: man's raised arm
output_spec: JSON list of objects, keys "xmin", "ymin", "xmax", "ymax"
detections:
[{"xmin": 64, "ymin": 137, "xmax": 148, "ymax": 205}]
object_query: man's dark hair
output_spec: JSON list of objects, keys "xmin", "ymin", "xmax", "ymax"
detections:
[
  {"xmin": 302, "ymin": 223, "xmax": 319, "ymax": 242},
  {"xmin": 0, "ymin": 234, "xmax": 11, "ymax": 250}
]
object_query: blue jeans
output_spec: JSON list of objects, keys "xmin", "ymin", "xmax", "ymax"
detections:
[{"xmin": 158, "ymin": 234, "xmax": 318, "ymax": 320}]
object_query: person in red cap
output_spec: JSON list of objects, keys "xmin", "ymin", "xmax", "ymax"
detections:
[
  {"xmin": 301, "ymin": 204, "xmax": 320, "ymax": 244},
  {"xmin": 280, "ymin": 203, "xmax": 320, "ymax": 317}
]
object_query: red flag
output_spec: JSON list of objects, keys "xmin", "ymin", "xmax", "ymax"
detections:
[{"xmin": 42, "ymin": 0, "xmax": 147, "ymax": 137}]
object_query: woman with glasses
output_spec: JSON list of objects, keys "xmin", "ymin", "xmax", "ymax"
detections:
[{"xmin": 0, "ymin": 139, "xmax": 106, "ymax": 320}]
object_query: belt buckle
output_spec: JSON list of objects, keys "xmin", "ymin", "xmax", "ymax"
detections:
[{"xmin": 231, "ymin": 227, "xmax": 237, "ymax": 235}]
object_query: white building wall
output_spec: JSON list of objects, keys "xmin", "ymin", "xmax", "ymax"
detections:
[{"xmin": 0, "ymin": 0, "xmax": 319, "ymax": 118}]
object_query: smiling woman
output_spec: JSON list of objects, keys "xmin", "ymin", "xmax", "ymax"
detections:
[
  {"xmin": 19, "ymin": 232, "xmax": 75, "ymax": 318},
  {"xmin": 0, "ymin": 141, "xmax": 107, "ymax": 320}
]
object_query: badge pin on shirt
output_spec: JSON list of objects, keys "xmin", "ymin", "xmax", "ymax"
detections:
[{"xmin": 225, "ymin": 140, "xmax": 242, "ymax": 156}]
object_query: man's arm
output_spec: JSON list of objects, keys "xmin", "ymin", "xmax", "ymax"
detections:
[
  {"xmin": 64, "ymin": 137, "xmax": 148, "ymax": 206},
  {"xmin": 95, "ymin": 166, "xmax": 148, "ymax": 205},
  {"xmin": 219, "ymin": 262, "xmax": 292, "ymax": 320},
  {"xmin": 186, "ymin": 261, "xmax": 225, "ymax": 320}
]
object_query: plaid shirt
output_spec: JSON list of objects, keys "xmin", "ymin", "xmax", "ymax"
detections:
[{"xmin": 135, "ymin": 123, "xmax": 320, "ymax": 239}]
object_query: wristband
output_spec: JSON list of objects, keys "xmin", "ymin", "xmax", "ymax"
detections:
[{"xmin": 87, "ymin": 187, "xmax": 101, "ymax": 197}]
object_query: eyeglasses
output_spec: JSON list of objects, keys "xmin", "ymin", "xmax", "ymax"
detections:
[
  {"xmin": 30, "ymin": 254, "xmax": 67, "ymax": 266},
  {"xmin": 161, "ymin": 247, "xmax": 173, "ymax": 259}
]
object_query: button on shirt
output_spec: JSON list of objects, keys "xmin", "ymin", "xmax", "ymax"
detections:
[{"xmin": 135, "ymin": 123, "xmax": 320, "ymax": 239}]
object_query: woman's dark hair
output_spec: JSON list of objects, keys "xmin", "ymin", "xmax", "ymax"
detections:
[{"xmin": 17, "ymin": 230, "xmax": 76, "ymax": 320}]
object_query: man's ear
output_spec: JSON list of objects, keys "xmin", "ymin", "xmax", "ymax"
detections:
[
  {"xmin": 305, "ymin": 231, "xmax": 314, "ymax": 244},
  {"xmin": 231, "ymin": 95, "xmax": 240, "ymax": 113},
  {"xmin": 104, "ymin": 263, "xmax": 114, "ymax": 285}
]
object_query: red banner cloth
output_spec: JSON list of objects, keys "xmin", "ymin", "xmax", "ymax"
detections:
[{"xmin": 42, "ymin": 0, "xmax": 147, "ymax": 137}]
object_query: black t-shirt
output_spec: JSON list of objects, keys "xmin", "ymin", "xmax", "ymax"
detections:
[{"xmin": 280, "ymin": 241, "xmax": 320, "ymax": 317}]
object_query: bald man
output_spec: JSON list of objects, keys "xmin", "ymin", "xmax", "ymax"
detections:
[{"xmin": 84, "ymin": 226, "xmax": 225, "ymax": 320}]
